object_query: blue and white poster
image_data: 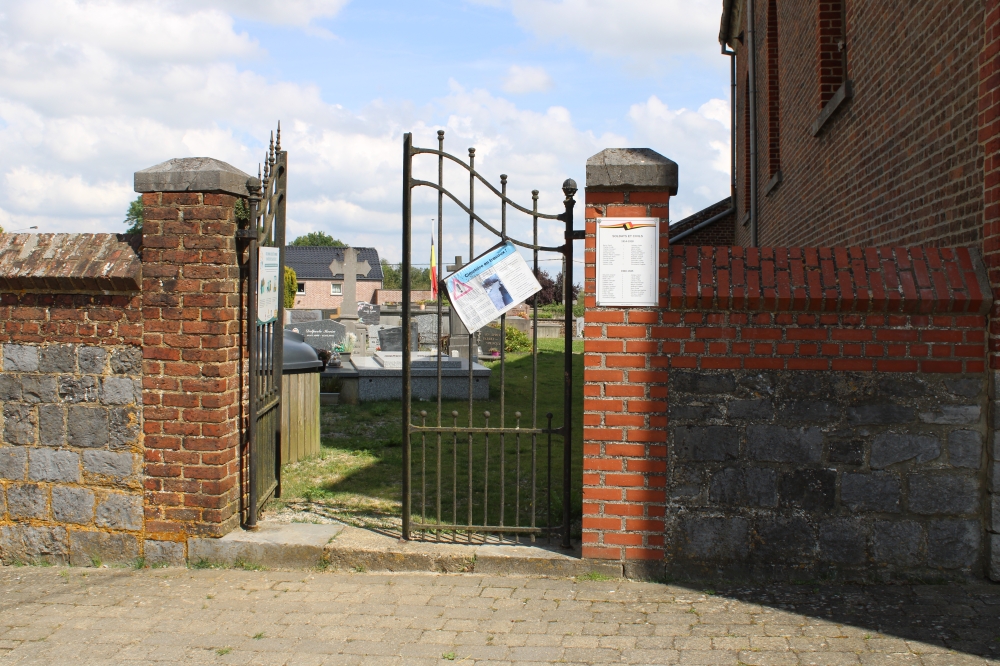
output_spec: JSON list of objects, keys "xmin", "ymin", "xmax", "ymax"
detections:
[{"xmin": 445, "ymin": 241, "xmax": 542, "ymax": 334}]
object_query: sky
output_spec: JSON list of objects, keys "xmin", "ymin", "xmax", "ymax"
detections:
[{"xmin": 0, "ymin": 0, "xmax": 732, "ymax": 265}]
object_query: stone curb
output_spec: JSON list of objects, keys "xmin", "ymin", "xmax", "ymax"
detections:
[{"xmin": 185, "ymin": 522, "xmax": 624, "ymax": 578}]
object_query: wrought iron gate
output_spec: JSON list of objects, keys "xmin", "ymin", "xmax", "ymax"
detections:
[
  {"xmin": 401, "ymin": 131, "xmax": 579, "ymax": 548},
  {"xmin": 241, "ymin": 126, "xmax": 287, "ymax": 528}
]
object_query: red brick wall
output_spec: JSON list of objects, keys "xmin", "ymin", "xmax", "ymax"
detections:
[
  {"xmin": 983, "ymin": 0, "xmax": 1000, "ymax": 368},
  {"xmin": 583, "ymin": 185, "xmax": 990, "ymax": 563},
  {"xmin": 291, "ymin": 280, "xmax": 381, "ymax": 310},
  {"xmin": 1, "ymin": 293, "xmax": 141, "ymax": 345},
  {"xmin": 732, "ymin": 0, "xmax": 986, "ymax": 248},
  {"xmin": 141, "ymin": 192, "xmax": 244, "ymax": 541}
]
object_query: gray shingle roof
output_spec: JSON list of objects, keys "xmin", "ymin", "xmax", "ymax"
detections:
[{"xmin": 284, "ymin": 246, "xmax": 383, "ymax": 281}]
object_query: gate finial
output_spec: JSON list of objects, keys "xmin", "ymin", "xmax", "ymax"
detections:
[
  {"xmin": 562, "ymin": 178, "xmax": 578, "ymax": 198},
  {"xmin": 276, "ymin": 121, "xmax": 281, "ymax": 151}
]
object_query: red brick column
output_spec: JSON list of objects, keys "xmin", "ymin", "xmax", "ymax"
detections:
[
  {"xmin": 136, "ymin": 158, "xmax": 251, "ymax": 543},
  {"xmin": 581, "ymin": 149, "xmax": 676, "ymax": 572}
]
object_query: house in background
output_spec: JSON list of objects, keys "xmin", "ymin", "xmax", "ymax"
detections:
[{"xmin": 285, "ymin": 246, "xmax": 383, "ymax": 311}]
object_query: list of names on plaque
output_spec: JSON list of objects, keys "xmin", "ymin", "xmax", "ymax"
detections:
[{"xmin": 595, "ymin": 218, "xmax": 659, "ymax": 307}]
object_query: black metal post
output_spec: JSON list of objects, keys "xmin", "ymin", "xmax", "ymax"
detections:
[
  {"xmin": 273, "ymin": 137, "xmax": 287, "ymax": 500},
  {"xmin": 246, "ymin": 180, "xmax": 261, "ymax": 530},
  {"xmin": 560, "ymin": 178, "xmax": 577, "ymax": 549},
  {"xmin": 401, "ymin": 132, "xmax": 413, "ymax": 540}
]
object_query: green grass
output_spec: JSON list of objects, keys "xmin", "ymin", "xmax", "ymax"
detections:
[
  {"xmin": 532, "ymin": 303, "xmax": 584, "ymax": 320},
  {"xmin": 577, "ymin": 571, "xmax": 614, "ymax": 582},
  {"xmin": 272, "ymin": 338, "xmax": 583, "ymax": 535}
]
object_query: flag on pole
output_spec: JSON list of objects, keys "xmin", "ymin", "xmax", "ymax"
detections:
[{"xmin": 430, "ymin": 234, "xmax": 438, "ymax": 300}]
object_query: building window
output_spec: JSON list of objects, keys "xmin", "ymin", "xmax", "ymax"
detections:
[
  {"xmin": 818, "ymin": 0, "xmax": 846, "ymax": 109},
  {"xmin": 296, "ymin": 283, "xmax": 305, "ymax": 294},
  {"xmin": 766, "ymin": 0, "xmax": 780, "ymax": 178},
  {"xmin": 331, "ymin": 283, "xmax": 342, "ymax": 295}
]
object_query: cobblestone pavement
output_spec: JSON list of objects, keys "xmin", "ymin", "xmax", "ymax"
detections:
[{"xmin": 0, "ymin": 567, "xmax": 998, "ymax": 665}]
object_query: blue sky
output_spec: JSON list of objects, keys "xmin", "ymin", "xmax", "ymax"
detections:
[{"xmin": 0, "ymin": 0, "xmax": 731, "ymax": 263}]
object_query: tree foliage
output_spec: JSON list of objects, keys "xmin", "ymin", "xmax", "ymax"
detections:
[
  {"xmin": 290, "ymin": 231, "xmax": 345, "ymax": 247},
  {"xmin": 284, "ymin": 266, "xmax": 297, "ymax": 310},
  {"xmin": 124, "ymin": 195, "xmax": 143, "ymax": 234},
  {"xmin": 380, "ymin": 259, "xmax": 432, "ymax": 291}
]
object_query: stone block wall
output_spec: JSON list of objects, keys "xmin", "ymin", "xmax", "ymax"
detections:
[
  {"xmin": 0, "ymin": 343, "xmax": 143, "ymax": 565},
  {"xmin": 667, "ymin": 369, "xmax": 987, "ymax": 580}
]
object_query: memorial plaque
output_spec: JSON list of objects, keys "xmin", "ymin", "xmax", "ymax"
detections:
[
  {"xmin": 358, "ymin": 302, "xmax": 381, "ymax": 326},
  {"xmin": 595, "ymin": 217, "xmax": 659, "ymax": 307},
  {"xmin": 289, "ymin": 309, "xmax": 322, "ymax": 323},
  {"xmin": 378, "ymin": 323, "xmax": 419, "ymax": 352},
  {"xmin": 285, "ymin": 319, "xmax": 346, "ymax": 352}
]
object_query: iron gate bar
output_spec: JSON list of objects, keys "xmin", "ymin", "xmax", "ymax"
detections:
[
  {"xmin": 402, "ymin": 131, "xmax": 577, "ymax": 548},
  {"xmin": 409, "ymin": 180, "xmax": 564, "ymax": 252},
  {"xmin": 244, "ymin": 124, "xmax": 286, "ymax": 529}
]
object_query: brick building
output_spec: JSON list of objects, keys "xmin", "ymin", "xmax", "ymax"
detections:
[
  {"xmin": 722, "ymin": 0, "xmax": 987, "ymax": 249},
  {"xmin": 286, "ymin": 246, "xmax": 382, "ymax": 311}
]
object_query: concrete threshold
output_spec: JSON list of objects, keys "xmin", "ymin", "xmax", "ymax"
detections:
[{"xmin": 187, "ymin": 520, "xmax": 623, "ymax": 578}]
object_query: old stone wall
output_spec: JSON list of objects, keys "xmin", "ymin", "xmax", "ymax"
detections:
[
  {"xmin": 0, "ymin": 233, "xmax": 144, "ymax": 565},
  {"xmin": 667, "ymin": 369, "xmax": 987, "ymax": 580},
  {"xmin": 0, "ymin": 343, "xmax": 143, "ymax": 565}
]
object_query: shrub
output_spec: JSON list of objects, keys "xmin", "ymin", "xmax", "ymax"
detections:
[{"xmin": 502, "ymin": 325, "xmax": 530, "ymax": 353}]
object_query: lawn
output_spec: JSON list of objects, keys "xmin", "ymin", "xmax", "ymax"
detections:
[{"xmin": 269, "ymin": 338, "xmax": 584, "ymax": 539}]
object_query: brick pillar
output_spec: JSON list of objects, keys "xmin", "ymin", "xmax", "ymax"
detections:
[
  {"xmin": 981, "ymin": 0, "xmax": 1000, "ymax": 582},
  {"xmin": 135, "ymin": 158, "xmax": 251, "ymax": 543},
  {"xmin": 582, "ymin": 148, "xmax": 676, "ymax": 576}
]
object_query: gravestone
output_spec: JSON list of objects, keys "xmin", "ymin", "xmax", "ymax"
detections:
[
  {"xmin": 358, "ymin": 303, "xmax": 381, "ymax": 326},
  {"xmin": 289, "ymin": 309, "xmax": 322, "ymax": 323},
  {"xmin": 285, "ymin": 319, "xmax": 347, "ymax": 352},
  {"xmin": 378, "ymin": 324, "xmax": 419, "ymax": 352},
  {"xmin": 330, "ymin": 248, "xmax": 372, "ymax": 323},
  {"xmin": 479, "ymin": 326, "xmax": 503, "ymax": 355}
]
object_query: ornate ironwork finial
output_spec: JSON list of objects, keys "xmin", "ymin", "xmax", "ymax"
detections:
[
  {"xmin": 268, "ymin": 131, "xmax": 275, "ymax": 169},
  {"xmin": 468, "ymin": 147, "xmax": 475, "ymax": 157},
  {"xmin": 531, "ymin": 189, "xmax": 539, "ymax": 199},
  {"xmin": 500, "ymin": 174, "xmax": 507, "ymax": 184},
  {"xmin": 562, "ymin": 178, "xmax": 578, "ymax": 199},
  {"xmin": 275, "ymin": 121, "xmax": 281, "ymax": 151},
  {"xmin": 437, "ymin": 129, "xmax": 445, "ymax": 138}
]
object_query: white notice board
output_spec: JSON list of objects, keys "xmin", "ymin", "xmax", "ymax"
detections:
[
  {"xmin": 595, "ymin": 218, "xmax": 659, "ymax": 307},
  {"xmin": 257, "ymin": 247, "xmax": 280, "ymax": 325}
]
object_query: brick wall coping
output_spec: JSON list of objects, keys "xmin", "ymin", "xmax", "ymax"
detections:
[
  {"xmin": 134, "ymin": 157, "xmax": 252, "ymax": 197},
  {"xmin": 0, "ymin": 233, "xmax": 140, "ymax": 292},
  {"xmin": 666, "ymin": 245, "xmax": 992, "ymax": 314},
  {"xmin": 586, "ymin": 148, "xmax": 678, "ymax": 194}
]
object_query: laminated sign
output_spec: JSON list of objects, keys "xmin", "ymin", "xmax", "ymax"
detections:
[
  {"xmin": 257, "ymin": 247, "xmax": 280, "ymax": 325},
  {"xmin": 445, "ymin": 241, "xmax": 542, "ymax": 334},
  {"xmin": 595, "ymin": 218, "xmax": 659, "ymax": 307}
]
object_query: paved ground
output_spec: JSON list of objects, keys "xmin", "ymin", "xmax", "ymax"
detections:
[{"xmin": 0, "ymin": 567, "xmax": 998, "ymax": 665}]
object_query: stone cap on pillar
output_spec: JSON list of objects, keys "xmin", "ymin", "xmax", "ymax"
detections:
[
  {"xmin": 585, "ymin": 148, "xmax": 678, "ymax": 195},
  {"xmin": 134, "ymin": 157, "xmax": 252, "ymax": 197}
]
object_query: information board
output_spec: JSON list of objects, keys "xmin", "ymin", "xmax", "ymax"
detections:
[
  {"xmin": 595, "ymin": 218, "xmax": 659, "ymax": 307},
  {"xmin": 445, "ymin": 241, "xmax": 542, "ymax": 334},
  {"xmin": 257, "ymin": 247, "xmax": 280, "ymax": 325}
]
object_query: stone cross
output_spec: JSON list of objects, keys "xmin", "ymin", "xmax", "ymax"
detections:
[{"xmin": 329, "ymin": 248, "xmax": 371, "ymax": 321}]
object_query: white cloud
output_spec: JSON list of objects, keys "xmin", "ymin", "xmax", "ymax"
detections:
[
  {"xmin": 627, "ymin": 95, "xmax": 731, "ymax": 221},
  {"xmin": 0, "ymin": 0, "xmax": 731, "ymax": 261},
  {"xmin": 502, "ymin": 65, "xmax": 553, "ymax": 94},
  {"xmin": 182, "ymin": 0, "xmax": 351, "ymax": 27},
  {"xmin": 507, "ymin": 0, "xmax": 723, "ymax": 65}
]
